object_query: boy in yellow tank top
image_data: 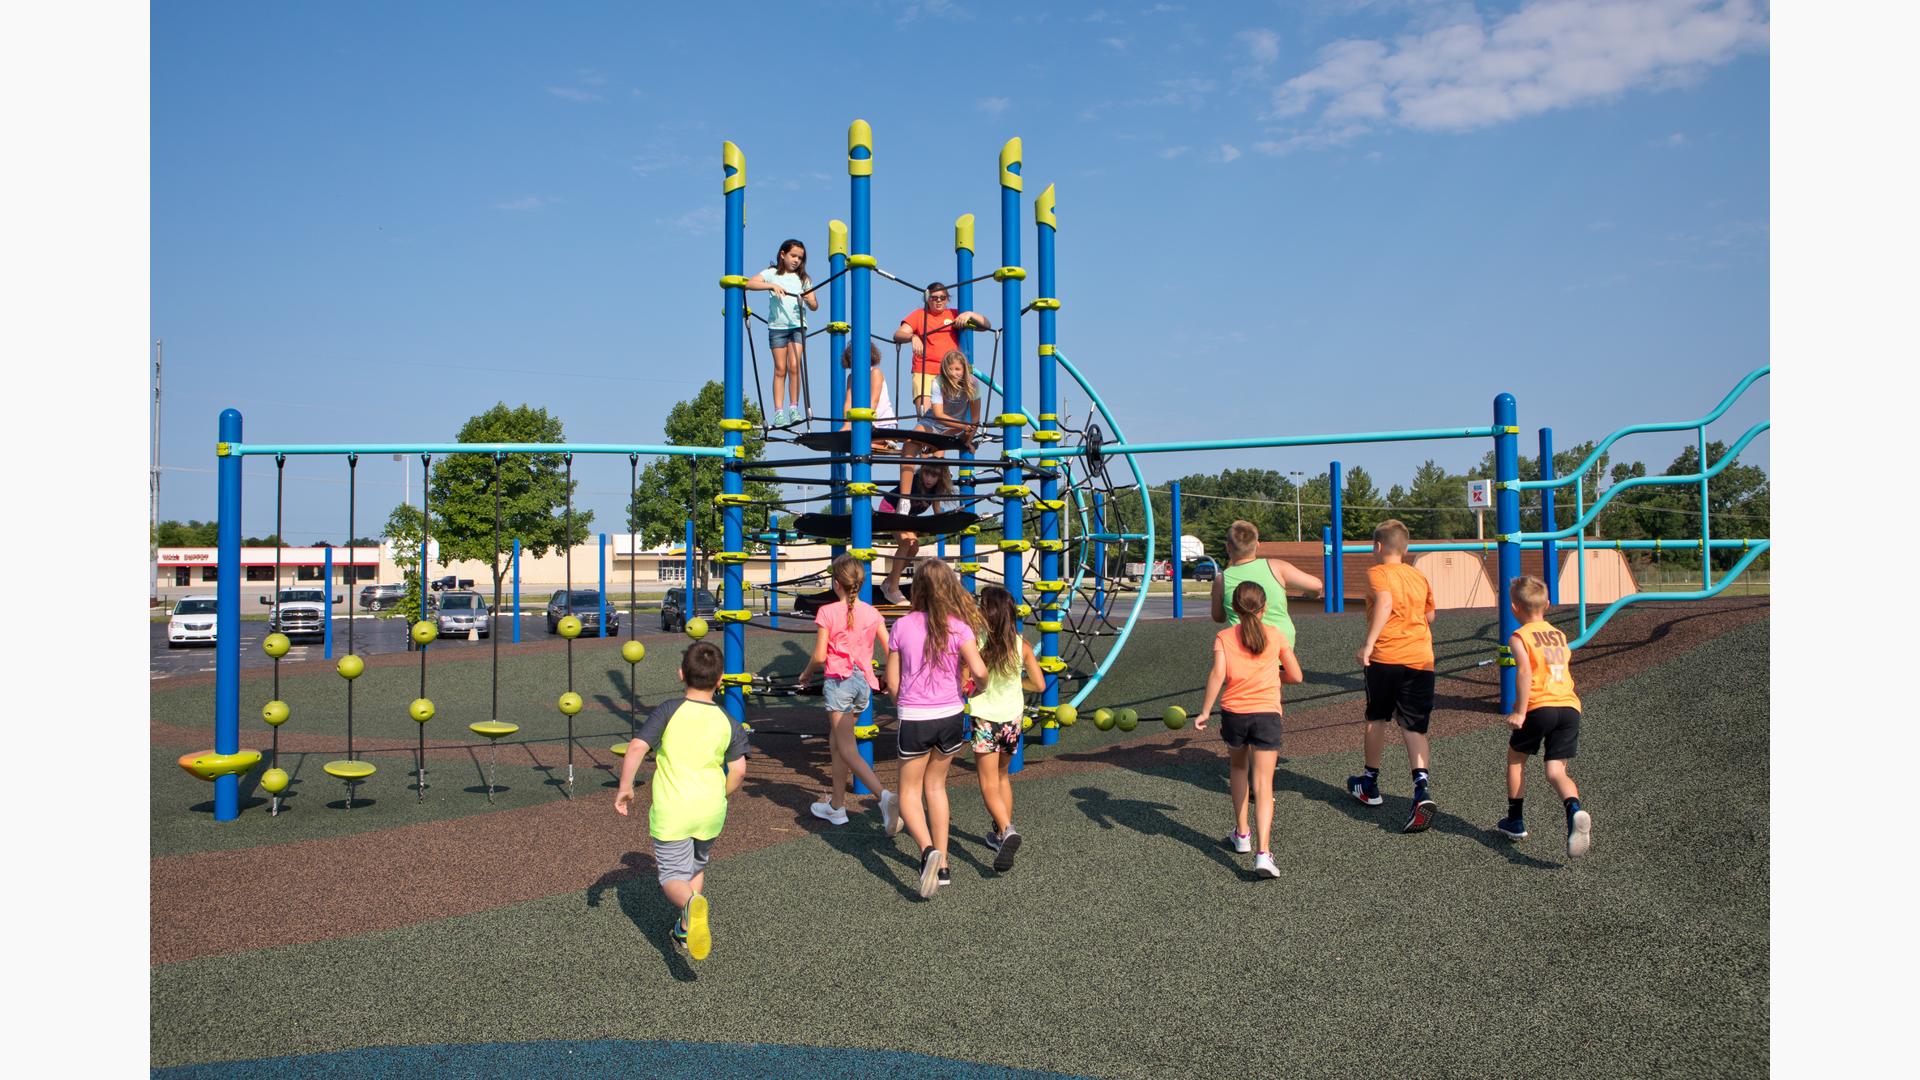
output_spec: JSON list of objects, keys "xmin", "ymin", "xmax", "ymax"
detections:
[{"xmin": 1497, "ymin": 576, "xmax": 1592, "ymax": 858}]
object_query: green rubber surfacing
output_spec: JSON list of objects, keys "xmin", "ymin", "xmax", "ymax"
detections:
[{"xmin": 152, "ymin": 618, "xmax": 1768, "ymax": 1077}]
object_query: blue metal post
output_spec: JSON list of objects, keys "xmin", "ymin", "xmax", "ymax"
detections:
[
  {"xmin": 598, "ymin": 533, "xmax": 608, "ymax": 637},
  {"xmin": 999, "ymin": 138, "xmax": 1027, "ymax": 773},
  {"xmin": 1171, "ymin": 481, "xmax": 1183, "ymax": 619},
  {"xmin": 828, "ymin": 220, "xmax": 849, "ymax": 559},
  {"xmin": 1539, "ymin": 427, "xmax": 1559, "ymax": 606},
  {"xmin": 512, "ymin": 537, "xmax": 521, "ymax": 643},
  {"xmin": 849, "ymin": 121, "xmax": 878, "ymax": 791},
  {"xmin": 1698, "ymin": 425, "xmax": 1712, "ymax": 590},
  {"xmin": 1329, "ymin": 461, "xmax": 1344, "ymax": 613},
  {"xmin": 720, "ymin": 143, "xmax": 748, "ymax": 724},
  {"xmin": 1035, "ymin": 183, "xmax": 1060, "ymax": 747},
  {"xmin": 1494, "ymin": 395, "xmax": 1521, "ymax": 712},
  {"xmin": 1321, "ymin": 526, "xmax": 1335, "ymax": 614},
  {"xmin": 956, "ymin": 214, "xmax": 978, "ymax": 594},
  {"xmin": 1093, "ymin": 492, "xmax": 1107, "ymax": 619},
  {"xmin": 213, "ymin": 409, "xmax": 242, "ymax": 821},
  {"xmin": 769, "ymin": 534, "xmax": 779, "ymax": 628},
  {"xmin": 322, "ymin": 545, "xmax": 334, "ymax": 659}
]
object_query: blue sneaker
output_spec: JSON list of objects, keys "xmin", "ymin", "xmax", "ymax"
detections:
[
  {"xmin": 1495, "ymin": 816, "xmax": 1528, "ymax": 840},
  {"xmin": 1347, "ymin": 774, "xmax": 1383, "ymax": 807},
  {"xmin": 1403, "ymin": 796, "xmax": 1436, "ymax": 833},
  {"xmin": 1568, "ymin": 808, "xmax": 1593, "ymax": 858}
]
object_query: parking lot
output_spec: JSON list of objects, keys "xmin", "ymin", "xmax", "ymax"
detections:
[{"xmin": 148, "ymin": 612, "xmax": 638, "ymax": 679}]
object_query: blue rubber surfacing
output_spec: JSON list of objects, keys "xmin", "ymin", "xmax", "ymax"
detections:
[{"xmin": 153, "ymin": 1039, "xmax": 1091, "ymax": 1079}]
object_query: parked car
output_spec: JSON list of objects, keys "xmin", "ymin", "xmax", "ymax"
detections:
[
  {"xmin": 1188, "ymin": 559, "xmax": 1218, "ymax": 582},
  {"xmin": 546, "ymin": 589, "xmax": 619, "ymax": 635},
  {"xmin": 429, "ymin": 575, "xmax": 474, "ymax": 592},
  {"xmin": 660, "ymin": 587, "xmax": 718, "ymax": 633},
  {"xmin": 167, "ymin": 595, "xmax": 219, "ymax": 648},
  {"xmin": 359, "ymin": 582, "xmax": 407, "ymax": 611},
  {"xmin": 433, "ymin": 591, "xmax": 490, "ymax": 638},
  {"xmin": 260, "ymin": 587, "xmax": 339, "ymax": 638}
]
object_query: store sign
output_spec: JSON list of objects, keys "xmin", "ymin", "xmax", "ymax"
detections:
[{"xmin": 1466, "ymin": 480, "xmax": 1493, "ymax": 510}]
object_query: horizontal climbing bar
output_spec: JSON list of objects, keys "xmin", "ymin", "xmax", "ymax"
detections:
[
  {"xmin": 221, "ymin": 442, "xmax": 737, "ymax": 459},
  {"xmin": 1517, "ymin": 365, "xmax": 1770, "ymax": 490},
  {"xmin": 1009, "ymin": 425, "xmax": 1502, "ymax": 460}
]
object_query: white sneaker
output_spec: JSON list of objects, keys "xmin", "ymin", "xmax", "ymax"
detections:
[
  {"xmin": 1226, "ymin": 831, "xmax": 1252, "ymax": 854},
  {"xmin": 881, "ymin": 584, "xmax": 908, "ymax": 606},
  {"xmin": 810, "ymin": 800, "xmax": 849, "ymax": 825},
  {"xmin": 1254, "ymin": 852, "xmax": 1280, "ymax": 878},
  {"xmin": 1568, "ymin": 809, "xmax": 1593, "ymax": 858},
  {"xmin": 879, "ymin": 789, "xmax": 903, "ymax": 836}
]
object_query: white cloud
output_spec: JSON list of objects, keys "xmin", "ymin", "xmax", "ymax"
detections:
[
  {"xmin": 546, "ymin": 85, "xmax": 603, "ymax": 103},
  {"xmin": 1084, "ymin": 7, "xmax": 1110, "ymax": 22},
  {"xmin": 660, "ymin": 206, "xmax": 721, "ymax": 235},
  {"xmin": 1218, "ymin": 143, "xmax": 1243, "ymax": 162},
  {"xmin": 1101, "ymin": 36, "xmax": 1129, "ymax": 51},
  {"xmin": 631, "ymin": 149, "xmax": 690, "ymax": 176},
  {"xmin": 1652, "ymin": 130, "xmax": 1688, "ymax": 146},
  {"xmin": 897, "ymin": 0, "xmax": 970, "ymax": 25},
  {"xmin": 977, "ymin": 96, "xmax": 1011, "ymax": 114},
  {"xmin": 1271, "ymin": 0, "xmax": 1768, "ymax": 137},
  {"xmin": 1159, "ymin": 145, "xmax": 1191, "ymax": 159},
  {"xmin": 1142, "ymin": 3, "xmax": 1185, "ymax": 13},
  {"xmin": 1239, "ymin": 28, "xmax": 1282, "ymax": 65},
  {"xmin": 494, "ymin": 196, "xmax": 559, "ymax": 212}
]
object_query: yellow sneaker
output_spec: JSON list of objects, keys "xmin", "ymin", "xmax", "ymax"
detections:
[{"xmin": 684, "ymin": 894, "xmax": 711, "ymax": 960}]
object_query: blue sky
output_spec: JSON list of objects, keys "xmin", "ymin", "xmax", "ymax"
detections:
[{"xmin": 152, "ymin": 0, "xmax": 1770, "ymax": 543}]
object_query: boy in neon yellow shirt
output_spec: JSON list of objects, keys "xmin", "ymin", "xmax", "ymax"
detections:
[{"xmin": 614, "ymin": 641, "xmax": 748, "ymax": 960}]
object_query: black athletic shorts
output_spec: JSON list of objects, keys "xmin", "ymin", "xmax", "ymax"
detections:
[
  {"xmin": 1510, "ymin": 706, "xmax": 1580, "ymax": 761},
  {"xmin": 1364, "ymin": 662, "xmax": 1436, "ymax": 734},
  {"xmin": 897, "ymin": 712, "xmax": 967, "ymax": 759},
  {"xmin": 1220, "ymin": 710, "xmax": 1283, "ymax": 751}
]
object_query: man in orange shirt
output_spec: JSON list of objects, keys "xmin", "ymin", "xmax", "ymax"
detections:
[
  {"xmin": 893, "ymin": 284, "xmax": 991, "ymax": 412},
  {"xmin": 1348, "ymin": 519, "xmax": 1440, "ymax": 832}
]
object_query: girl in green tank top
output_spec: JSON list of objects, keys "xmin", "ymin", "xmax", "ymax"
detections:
[{"xmin": 969, "ymin": 586, "xmax": 1045, "ymax": 870}]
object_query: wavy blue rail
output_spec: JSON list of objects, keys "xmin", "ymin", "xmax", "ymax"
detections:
[{"xmin": 1567, "ymin": 540, "xmax": 1770, "ymax": 649}]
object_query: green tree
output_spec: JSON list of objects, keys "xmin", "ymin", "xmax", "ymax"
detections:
[
  {"xmin": 426, "ymin": 404, "xmax": 594, "ymax": 601},
  {"xmin": 1338, "ymin": 466, "xmax": 1388, "ymax": 540},
  {"xmin": 626, "ymin": 382, "xmax": 773, "ymax": 588},
  {"xmin": 1403, "ymin": 460, "xmax": 1472, "ymax": 539},
  {"xmin": 157, "ymin": 519, "xmax": 220, "ymax": 546},
  {"xmin": 380, "ymin": 503, "xmax": 428, "ymax": 623}
]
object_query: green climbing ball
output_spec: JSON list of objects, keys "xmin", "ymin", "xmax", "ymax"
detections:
[
  {"xmin": 409, "ymin": 697, "xmax": 435, "ymax": 723},
  {"xmin": 685, "ymin": 617, "xmax": 709, "ymax": 640},
  {"xmin": 557, "ymin": 615, "xmax": 583, "ymax": 639},
  {"xmin": 1021, "ymin": 716, "xmax": 1033, "ymax": 732},
  {"xmin": 262, "ymin": 633, "xmax": 291, "ymax": 658},
  {"xmin": 336, "ymin": 654, "xmax": 365, "ymax": 680},
  {"xmin": 1055, "ymin": 704, "xmax": 1078, "ymax": 727},
  {"xmin": 411, "ymin": 620, "xmax": 439, "ymax": 645},
  {"xmin": 1115, "ymin": 708, "xmax": 1139, "ymax": 732},
  {"xmin": 621, "ymin": 639, "xmax": 647, "ymax": 664},
  {"xmin": 558, "ymin": 691, "xmax": 584, "ymax": 716},
  {"xmin": 1163, "ymin": 705, "xmax": 1189, "ymax": 730},
  {"xmin": 261, "ymin": 700, "xmax": 290, "ymax": 727},
  {"xmin": 1093, "ymin": 708, "xmax": 1116, "ymax": 731},
  {"xmin": 259, "ymin": 767, "xmax": 290, "ymax": 795}
]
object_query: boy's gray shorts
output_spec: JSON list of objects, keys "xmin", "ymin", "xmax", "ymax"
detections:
[{"xmin": 653, "ymin": 837, "xmax": 716, "ymax": 883}]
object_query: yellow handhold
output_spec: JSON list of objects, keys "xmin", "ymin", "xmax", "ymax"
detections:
[
  {"xmin": 1036, "ymin": 539, "xmax": 1066, "ymax": 552},
  {"xmin": 955, "ymin": 213, "xmax": 975, "ymax": 252},
  {"xmin": 847, "ymin": 407, "xmax": 876, "ymax": 422},
  {"xmin": 853, "ymin": 724, "xmax": 880, "ymax": 740},
  {"xmin": 713, "ymin": 551, "xmax": 750, "ymax": 564},
  {"xmin": 847, "ymin": 481, "xmax": 880, "ymax": 496},
  {"xmin": 1035, "ymin": 183, "xmax": 1056, "ymax": 228},
  {"xmin": 1038, "ymin": 657, "xmax": 1067, "ymax": 674},
  {"xmin": 1035, "ymin": 580, "xmax": 1067, "ymax": 592},
  {"xmin": 720, "ymin": 274, "xmax": 750, "ymax": 289},
  {"xmin": 957, "ymin": 562, "xmax": 981, "ymax": 573},
  {"xmin": 718, "ymin": 418, "xmax": 753, "ymax": 432},
  {"xmin": 829, "ymin": 219, "xmax": 848, "ymax": 257},
  {"xmin": 716, "ymin": 609, "xmax": 752, "ymax": 622},
  {"xmin": 850, "ymin": 548, "xmax": 876, "ymax": 562},
  {"xmin": 1037, "ymin": 344, "xmax": 1055, "ymax": 356},
  {"xmin": 992, "ymin": 266, "xmax": 1027, "ymax": 282},
  {"xmin": 998, "ymin": 539, "xmax": 1031, "ymax": 553},
  {"xmin": 997, "ymin": 484, "xmax": 1031, "ymax": 498},
  {"xmin": 721, "ymin": 672, "xmax": 755, "ymax": 687},
  {"xmin": 216, "ymin": 442, "xmax": 232, "ymax": 457},
  {"xmin": 1034, "ymin": 498, "xmax": 1066, "ymax": 511},
  {"xmin": 962, "ymin": 525, "xmax": 980, "ymax": 536},
  {"xmin": 176, "ymin": 749, "xmax": 263, "ymax": 782},
  {"xmin": 848, "ymin": 120, "xmax": 873, "ymax": 176},
  {"xmin": 1015, "ymin": 603, "xmax": 1033, "ymax": 618},
  {"xmin": 847, "ymin": 253, "xmax": 878, "ymax": 270},
  {"xmin": 995, "ymin": 413, "xmax": 1028, "ymax": 427},
  {"xmin": 1031, "ymin": 431, "xmax": 1062, "ymax": 443},
  {"xmin": 1000, "ymin": 137, "xmax": 1023, "ymax": 191},
  {"xmin": 1038, "ymin": 621, "xmax": 1063, "ymax": 633},
  {"xmin": 1032, "ymin": 298, "xmax": 1061, "ymax": 310},
  {"xmin": 713, "ymin": 492, "xmax": 751, "ymax": 506},
  {"xmin": 1038, "ymin": 413, "xmax": 1058, "ymax": 421},
  {"xmin": 826, "ymin": 321, "xmax": 852, "ymax": 334},
  {"xmin": 722, "ymin": 141, "xmax": 745, "ymax": 193}
]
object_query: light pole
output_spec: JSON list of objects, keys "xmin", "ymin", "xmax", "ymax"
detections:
[
  {"xmin": 1288, "ymin": 470, "xmax": 1304, "ymax": 543},
  {"xmin": 394, "ymin": 453, "xmax": 408, "ymax": 509},
  {"xmin": 151, "ymin": 340, "xmax": 162, "ymax": 604}
]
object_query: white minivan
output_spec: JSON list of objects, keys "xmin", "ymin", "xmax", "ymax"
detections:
[{"xmin": 168, "ymin": 595, "xmax": 219, "ymax": 648}]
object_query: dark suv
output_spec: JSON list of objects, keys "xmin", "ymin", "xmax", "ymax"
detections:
[
  {"xmin": 359, "ymin": 583, "xmax": 407, "ymax": 611},
  {"xmin": 660, "ymin": 587, "xmax": 718, "ymax": 632},
  {"xmin": 546, "ymin": 589, "xmax": 619, "ymax": 635},
  {"xmin": 1186, "ymin": 559, "xmax": 1218, "ymax": 582}
]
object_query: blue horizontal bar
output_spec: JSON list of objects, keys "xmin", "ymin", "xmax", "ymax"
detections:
[
  {"xmin": 1011, "ymin": 425, "xmax": 1500, "ymax": 460},
  {"xmin": 1518, "ymin": 365, "xmax": 1769, "ymax": 491},
  {"xmin": 223, "ymin": 442, "xmax": 736, "ymax": 459}
]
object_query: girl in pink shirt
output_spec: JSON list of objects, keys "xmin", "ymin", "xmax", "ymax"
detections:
[
  {"xmin": 885, "ymin": 558, "xmax": 988, "ymax": 898},
  {"xmin": 798, "ymin": 555, "xmax": 899, "ymax": 830}
]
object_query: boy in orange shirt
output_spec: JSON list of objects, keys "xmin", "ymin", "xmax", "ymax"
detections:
[
  {"xmin": 1496, "ymin": 576, "xmax": 1592, "ymax": 858},
  {"xmin": 1348, "ymin": 519, "xmax": 1440, "ymax": 832}
]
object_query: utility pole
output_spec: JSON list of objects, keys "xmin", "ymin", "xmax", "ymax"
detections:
[
  {"xmin": 1288, "ymin": 470, "xmax": 1304, "ymax": 543},
  {"xmin": 151, "ymin": 340, "xmax": 163, "ymax": 604},
  {"xmin": 394, "ymin": 453, "xmax": 408, "ymax": 510}
]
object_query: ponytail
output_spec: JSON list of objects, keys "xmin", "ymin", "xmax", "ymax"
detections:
[
  {"xmin": 1231, "ymin": 581, "xmax": 1268, "ymax": 655},
  {"xmin": 829, "ymin": 554, "xmax": 865, "ymax": 631}
]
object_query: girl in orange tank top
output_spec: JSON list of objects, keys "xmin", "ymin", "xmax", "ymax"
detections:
[{"xmin": 1195, "ymin": 583, "xmax": 1303, "ymax": 878}]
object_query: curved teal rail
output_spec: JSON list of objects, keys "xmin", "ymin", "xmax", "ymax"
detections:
[
  {"xmin": 1516, "ymin": 365, "xmax": 1770, "ymax": 491},
  {"xmin": 1512, "ymin": 421, "xmax": 1769, "ymax": 542},
  {"xmin": 1567, "ymin": 541, "xmax": 1770, "ymax": 649},
  {"xmin": 1052, "ymin": 349, "xmax": 1154, "ymax": 709}
]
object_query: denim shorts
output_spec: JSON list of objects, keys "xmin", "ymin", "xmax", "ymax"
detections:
[
  {"xmin": 823, "ymin": 675, "xmax": 871, "ymax": 714},
  {"xmin": 768, "ymin": 326, "xmax": 805, "ymax": 349}
]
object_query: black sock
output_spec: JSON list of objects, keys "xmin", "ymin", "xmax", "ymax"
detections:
[
  {"xmin": 1363, "ymin": 766, "xmax": 1380, "ymax": 781},
  {"xmin": 1412, "ymin": 768, "xmax": 1430, "ymax": 793},
  {"xmin": 1508, "ymin": 798, "xmax": 1524, "ymax": 820},
  {"xmin": 1565, "ymin": 796, "xmax": 1581, "ymax": 815}
]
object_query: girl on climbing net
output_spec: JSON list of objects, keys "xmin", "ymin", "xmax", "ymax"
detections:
[
  {"xmin": 876, "ymin": 462, "xmax": 955, "ymax": 606},
  {"xmin": 743, "ymin": 239, "xmax": 817, "ymax": 427}
]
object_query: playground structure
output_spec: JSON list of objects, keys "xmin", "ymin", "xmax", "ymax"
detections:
[{"xmin": 188, "ymin": 120, "xmax": 1770, "ymax": 822}]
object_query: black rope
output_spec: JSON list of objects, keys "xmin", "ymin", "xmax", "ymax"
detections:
[
  {"xmin": 271, "ymin": 455, "xmax": 284, "ymax": 790},
  {"xmin": 564, "ymin": 452, "xmax": 575, "ymax": 786},
  {"xmin": 492, "ymin": 453, "xmax": 503, "ymax": 724},
  {"xmin": 418, "ymin": 452, "xmax": 431, "ymax": 795},
  {"xmin": 628, "ymin": 453, "xmax": 641, "ymax": 730}
]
